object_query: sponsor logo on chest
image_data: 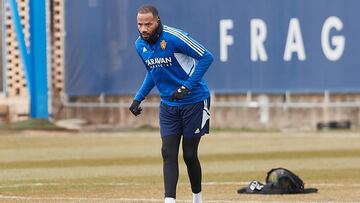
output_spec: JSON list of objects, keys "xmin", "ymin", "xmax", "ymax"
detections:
[{"xmin": 146, "ymin": 57, "xmax": 173, "ymax": 68}]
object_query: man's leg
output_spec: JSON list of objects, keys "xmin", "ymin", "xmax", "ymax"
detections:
[
  {"xmin": 162, "ymin": 135, "xmax": 181, "ymax": 200},
  {"xmin": 180, "ymin": 98, "xmax": 210, "ymax": 203},
  {"xmin": 159, "ymin": 102, "xmax": 183, "ymax": 202},
  {"xmin": 182, "ymin": 136, "xmax": 202, "ymax": 203}
]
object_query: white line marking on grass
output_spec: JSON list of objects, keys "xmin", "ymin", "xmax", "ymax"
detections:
[
  {"xmin": 203, "ymin": 181, "xmax": 249, "ymax": 185},
  {"xmin": 0, "ymin": 183, "xmax": 59, "ymax": 188},
  {"xmin": 0, "ymin": 196, "xmax": 274, "ymax": 203},
  {"xmin": 0, "ymin": 182, "xmax": 138, "ymax": 189},
  {"xmin": 0, "ymin": 195, "xmax": 165, "ymax": 202},
  {"xmin": 202, "ymin": 182, "xmax": 360, "ymax": 187},
  {"xmin": 0, "ymin": 195, "xmax": 358, "ymax": 203},
  {"xmin": 1, "ymin": 181, "xmax": 360, "ymax": 189},
  {"xmin": 0, "ymin": 181, "xmax": 245, "ymax": 189},
  {"xmin": 310, "ymin": 183, "xmax": 360, "ymax": 187}
]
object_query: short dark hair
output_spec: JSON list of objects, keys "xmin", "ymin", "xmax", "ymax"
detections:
[{"xmin": 138, "ymin": 5, "xmax": 159, "ymax": 17}]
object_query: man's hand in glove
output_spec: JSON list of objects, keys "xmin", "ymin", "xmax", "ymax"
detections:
[
  {"xmin": 171, "ymin": 86, "xmax": 191, "ymax": 101},
  {"xmin": 129, "ymin": 100, "xmax": 142, "ymax": 116}
]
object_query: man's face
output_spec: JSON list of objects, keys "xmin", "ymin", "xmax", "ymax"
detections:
[{"xmin": 137, "ymin": 12, "xmax": 159, "ymax": 40}]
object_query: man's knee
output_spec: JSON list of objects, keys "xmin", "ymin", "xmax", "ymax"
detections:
[
  {"xmin": 182, "ymin": 137, "xmax": 200, "ymax": 164},
  {"xmin": 162, "ymin": 145, "xmax": 178, "ymax": 162},
  {"xmin": 183, "ymin": 150, "xmax": 197, "ymax": 164},
  {"xmin": 161, "ymin": 135, "xmax": 181, "ymax": 162}
]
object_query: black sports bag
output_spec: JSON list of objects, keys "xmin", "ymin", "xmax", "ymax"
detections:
[{"xmin": 237, "ymin": 168, "xmax": 317, "ymax": 194}]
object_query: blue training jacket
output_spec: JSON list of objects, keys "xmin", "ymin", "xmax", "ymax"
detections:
[{"xmin": 134, "ymin": 25, "xmax": 214, "ymax": 106}]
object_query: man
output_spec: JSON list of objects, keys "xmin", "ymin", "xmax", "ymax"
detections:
[{"xmin": 129, "ymin": 5, "xmax": 213, "ymax": 203}]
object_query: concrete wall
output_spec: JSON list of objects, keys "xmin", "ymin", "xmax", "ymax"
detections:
[{"xmin": 52, "ymin": 93, "xmax": 360, "ymax": 130}]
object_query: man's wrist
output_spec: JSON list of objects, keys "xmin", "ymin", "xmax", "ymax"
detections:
[
  {"xmin": 182, "ymin": 82, "xmax": 192, "ymax": 91},
  {"xmin": 133, "ymin": 100, "xmax": 141, "ymax": 105}
]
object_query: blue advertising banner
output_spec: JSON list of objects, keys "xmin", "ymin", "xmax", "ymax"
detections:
[{"xmin": 64, "ymin": 0, "xmax": 360, "ymax": 96}]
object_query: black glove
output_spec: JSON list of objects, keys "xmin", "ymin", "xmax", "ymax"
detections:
[
  {"xmin": 129, "ymin": 100, "xmax": 142, "ymax": 116},
  {"xmin": 171, "ymin": 86, "xmax": 191, "ymax": 101}
]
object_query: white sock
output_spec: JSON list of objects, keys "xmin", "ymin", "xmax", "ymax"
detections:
[
  {"xmin": 192, "ymin": 192, "xmax": 202, "ymax": 203},
  {"xmin": 164, "ymin": 197, "xmax": 176, "ymax": 203}
]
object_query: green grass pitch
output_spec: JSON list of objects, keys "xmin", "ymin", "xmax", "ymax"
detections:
[{"xmin": 0, "ymin": 129, "xmax": 359, "ymax": 202}]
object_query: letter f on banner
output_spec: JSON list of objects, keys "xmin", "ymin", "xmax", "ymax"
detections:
[{"xmin": 220, "ymin": 19, "xmax": 234, "ymax": 62}]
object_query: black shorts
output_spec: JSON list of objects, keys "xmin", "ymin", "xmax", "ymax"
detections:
[{"xmin": 159, "ymin": 97, "xmax": 210, "ymax": 138}]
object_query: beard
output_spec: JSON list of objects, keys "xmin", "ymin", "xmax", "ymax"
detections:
[
  {"xmin": 139, "ymin": 30, "xmax": 153, "ymax": 40},
  {"xmin": 139, "ymin": 21, "xmax": 163, "ymax": 44}
]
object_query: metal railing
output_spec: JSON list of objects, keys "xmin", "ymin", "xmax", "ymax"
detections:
[{"xmin": 60, "ymin": 91, "xmax": 360, "ymax": 109}]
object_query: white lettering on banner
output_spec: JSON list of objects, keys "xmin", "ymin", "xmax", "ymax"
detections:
[
  {"xmin": 284, "ymin": 18, "xmax": 306, "ymax": 61},
  {"xmin": 251, "ymin": 19, "xmax": 268, "ymax": 61},
  {"xmin": 219, "ymin": 16, "xmax": 345, "ymax": 62},
  {"xmin": 321, "ymin": 16, "xmax": 345, "ymax": 61},
  {"xmin": 220, "ymin": 19, "xmax": 234, "ymax": 62}
]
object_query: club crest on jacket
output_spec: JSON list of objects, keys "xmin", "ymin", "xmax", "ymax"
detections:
[{"xmin": 160, "ymin": 40, "xmax": 167, "ymax": 50}]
